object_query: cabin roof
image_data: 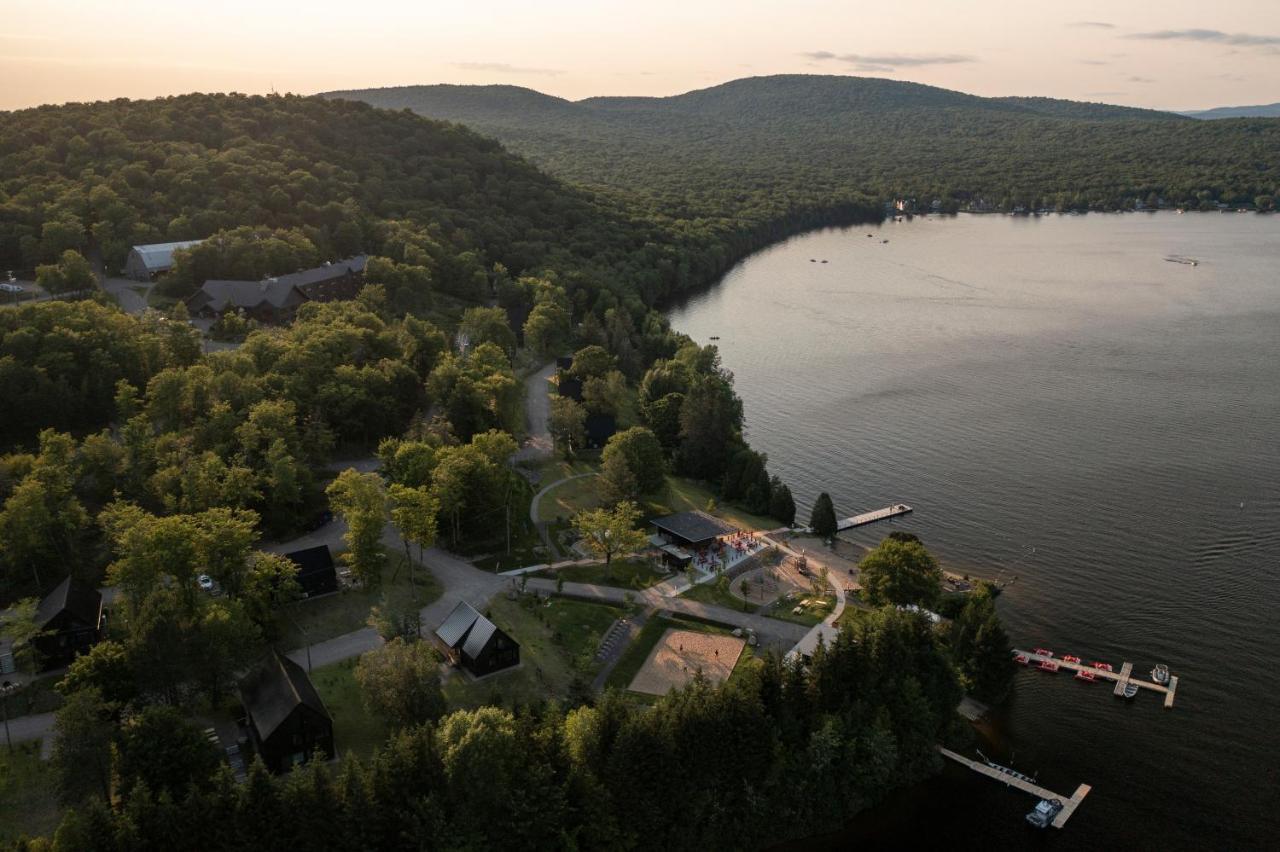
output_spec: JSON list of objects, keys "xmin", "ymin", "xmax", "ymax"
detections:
[
  {"xmin": 34, "ymin": 576, "xmax": 102, "ymax": 630},
  {"xmin": 650, "ymin": 510, "xmax": 733, "ymax": 545},
  {"xmin": 239, "ymin": 650, "xmax": 329, "ymax": 741}
]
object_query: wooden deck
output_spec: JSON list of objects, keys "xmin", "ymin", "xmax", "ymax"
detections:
[
  {"xmin": 1016, "ymin": 649, "xmax": 1179, "ymax": 708},
  {"xmin": 836, "ymin": 503, "xmax": 913, "ymax": 531},
  {"xmin": 938, "ymin": 747, "xmax": 1091, "ymax": 829}
]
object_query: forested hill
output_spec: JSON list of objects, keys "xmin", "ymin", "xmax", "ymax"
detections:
[{"xmin": 325, "ymin": 74, "xmax": 1280, "ymax": 211}]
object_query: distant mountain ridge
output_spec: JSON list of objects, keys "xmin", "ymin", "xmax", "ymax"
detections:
[
  {"xmin": 1181, "ymin": 102, "xmax": 1280, "ymax": 120},
  {"xmin": 323, "ymin": 74, "xmax": 1278, "ymax": 214}
]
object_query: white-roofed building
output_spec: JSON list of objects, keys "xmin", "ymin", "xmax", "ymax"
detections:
[{"xmin": 124, "ymin": 239, "xmax": 204, "ymax": 281}]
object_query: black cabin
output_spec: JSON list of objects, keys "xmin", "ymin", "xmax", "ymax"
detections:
[
  {"xmin": 584, "ymin": 413, "xmax": 617, "ymax": 449},
  {"xmin": 284, "ymin": 545, "xmax": 338, "ymax": 598},
  {"xmin": 434, "ymin": 601, "xmax": 520, "ymax": 678},
  {"xmin": 32, "ymin": 577, "xmax": 102, "ymax": 670},
  {"xmin": 557, "ymin": 375, "xmax": 584, "ymax": 401},
  {"xmin": 238, "ymin": 650, "xmax": 334, "ymax": 773}
]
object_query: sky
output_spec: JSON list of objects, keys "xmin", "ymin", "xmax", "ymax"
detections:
[{"xmin": 3, "ymin": 0, "xmax": 1279, "ymax": 112}]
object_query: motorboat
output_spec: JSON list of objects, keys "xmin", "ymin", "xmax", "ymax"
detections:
[
  {"xmin": 1062, "ymin": 654, "xmax": 1082, "ymax": 664},
  {"xmin": 1037, "ymin": 660, "xmax": 1060, "ymax": 673},
  {"xmin": 1074, "ymin": 669, "xmax": 1096, "ymax": 682},
  {"xmin": 1151, "ymin": 664, "xmax": 1170, "ymax": 685},
  {"xmin": 1026, "ymin": 798, "xmax": 1063, "ymax": 829},
  {"xmin": 1014, "ymin": 653, "xmax": 1029, "ymax": 665},
  {"xmin": 1033, "ymin": 647, "xmax": 1054, "ymax": 658},
  {"xmin": 1092, "ymin": 661, "xmax": 1113, "ymax": 672}
]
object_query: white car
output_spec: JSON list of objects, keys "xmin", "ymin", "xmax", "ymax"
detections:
[
  {"xmin": 0, "ymin": 282, "xmax": 22, "ymax": 293},
  {"xmin": 197, "ymin": 574, "xmax": 215, "ymax": 592}
]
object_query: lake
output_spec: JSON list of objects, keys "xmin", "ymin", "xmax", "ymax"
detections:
[{"xmin": 667, "ymin": 212, "xmax": 1280, "ymax": 850}]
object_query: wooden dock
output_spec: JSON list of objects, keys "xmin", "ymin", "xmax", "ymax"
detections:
[
  {"xmin": 1015, "ymin": 650, "xmax": 1179, "ymax": 708},
  {"xmin": 938, "ymin": 747, "xmax": 1091, "ymax": 829},
  {"xmin": 836, "ymin": 503, "xmax": 912, "ymax": 531}
]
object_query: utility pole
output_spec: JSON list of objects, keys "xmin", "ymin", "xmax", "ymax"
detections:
[{"xmin": 1, "ymin": 681, "xmax": 20, "ymax": 752}]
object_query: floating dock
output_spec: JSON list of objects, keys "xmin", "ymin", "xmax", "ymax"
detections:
[
  {"xmin": 938, "ymin": 747, "xmax": 1091, "ymax": 829},
  {"xmin": 836, "ymin": 503, "xmax": 912, "ymax": 531},
  {"xmin": 1015, "ymin": 649, "xmax": 1179, "ymax": 708}
]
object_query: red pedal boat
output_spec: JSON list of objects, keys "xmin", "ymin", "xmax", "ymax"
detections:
[
  {"xmin": 1062, "ymin": 655, "xmax": 1082, "ymax": 664},
  {"xmin": 1014, "ymin": 653, "xmax": 1029, "ymax": 665},
  {"xmin": 1033, "ymin": 647, "xmax": 1054, "ymax": 657},
  {"xmin": 1037, "ymin": 660, "xmax": 1060, "ymax": 673},
  {"xmin": 1074, "ymin": 669, "xmax": 1096, "ymax": 682},
  {"xmin": 1092, "ymin": 661, "xmax": 1113, "ymax": 672}
]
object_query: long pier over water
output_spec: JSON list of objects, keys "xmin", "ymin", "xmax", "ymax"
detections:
[
  {"xmin": 1016, "ymin": 649, "xmax": 1180, "ymax": 708},
  {"xmin": 836, "ymin": 503, "xmax": 912, "ymax": 531},
  {"xmin": 938, "ymin": 747, "xmax": 1091, "ymax": 829}
]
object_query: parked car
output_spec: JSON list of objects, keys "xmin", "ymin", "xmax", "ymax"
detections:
[
  {"xmin": 198, "ymin": 574, "xmax": 215, "ymax": 592},
  {"xmin": 0, "ymin": 282, "xmax": 23, "ymax": 293}
]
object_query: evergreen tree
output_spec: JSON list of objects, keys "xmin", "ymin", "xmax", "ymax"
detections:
[{"xmin": 808, "ymin": 492, "xmax": 838, "ymax": 538}]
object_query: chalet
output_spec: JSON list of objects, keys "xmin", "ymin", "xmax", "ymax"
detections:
[
  {"xmin": 584, "ymin": 412, "xmax": 616, "ymax": 449},
  {"xmin": 283, "ymin": 546, "xmax": 338, "ymax": 598},
  {"xmin": 31, "ymin": 576, "xmax": 103, "ymax": 670},
  {"xmin": 649, "ymin": 511, "xmax": 733, "ymax": 568},
  {"xmin": 434, "ymin": 601, "xmax": 519, "ymax": 678},
  {"xmin": 186, "ymin": 255, "xmax": 368, "ymax": 323},
  {"xmin": 238, "ymin": 650, "xmax": 333, "ymax": 773},
  {"xmin": 124, "ymin": 240, "xmax": 204, "ymax": 281}
]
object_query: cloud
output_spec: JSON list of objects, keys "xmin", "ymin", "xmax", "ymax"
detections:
[
  {"xmin": 801, "ymin": 51, "xmax": 975, "ymax": 72},
  {"xmin": 1125, "ymin": 28, "xmax": 1280, "ymax": 47},
  {"xmin": 453, "ymin": 62, "xmax": 563, "ymax": 76},
  {"xmin": 1070, "ymin": 21, "xmax": 1115, "ymax": 29}
]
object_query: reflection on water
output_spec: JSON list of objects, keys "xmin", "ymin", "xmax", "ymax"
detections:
[{"xmin": 669, "ymin": 213, "xmax": 1280, "ymax": 850}]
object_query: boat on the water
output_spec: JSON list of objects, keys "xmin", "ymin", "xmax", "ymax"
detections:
[
  {"xmin": 1151, "ymin": 664, "xmax": 1170, "ymax": 685},
  {"xmin": 1038, "ymin": 660, "xmax": 1060, "ymax": 673},
  {"xmin": 1074, "ymin": 669, "xmax": 1096, "ymax": 682},
  {"xmin": 1062, "ymin": 654, "xmax": 1082, "ymax": 664},
  {"xmin": 1122, "ymin": 683, "xmax": 1140, "ymax": 699},
  {"xmin": 1014, "ymin": 653, "xmax": 1029, "ymax": 665},
  {"xmin": 1034, "ymin": 647, "xmax": 1054, "ymax": 657},
  {"xmin": 1026, "ymin": 798, "xmax": 1064, "ymax": 829},
  {"xmin": 1092, "ymin": 661, "xmax": 1113, "ymax": 672}
]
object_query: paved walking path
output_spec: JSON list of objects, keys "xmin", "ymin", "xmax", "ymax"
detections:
[
  {"xmin": 766, "ymin": 533, "xmax": 849, "ymax": 660},
  {"xmin": 513, "ymin": 361, "xmax": 556, "ymax": 463}
]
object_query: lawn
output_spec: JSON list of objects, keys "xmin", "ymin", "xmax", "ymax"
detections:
[
  {"xmin": 540, "ymin": 557, "xmax": 669, "ymax": 590},
  {"xmin": 642, "ymin": 476, "xmax": 779, "ymax": 532},
  {"xmin": 309, "ymin": 657, "xmax": 389, "ymax": 760},
  {"xmin": 1, "ymin": 674, "xmax": 65, "ymax": 720},
  {"xmin": 766, "ymin": 591, "xmax": 837, "ymax": 627},
  {"xmin": 0, "ymin": 740, "xmax": 61, "ymax": 844},
  {"xmin": 442, "ymin": 596, "xmax": 626, "ymax": 710},
  {"xmin": 535, "ymin": 471, "xmax": 603, "ymax": 523},
  {"xmin": 606, "ymin": 614, "xmax": 755, "ymax": 692},
  {"xmin": 279, "ymin": 547, "xmax": 442, "ymax": 648},
  {"xmin": 682, "ymin": 579, "xmax": 760, "ymax": 614}
]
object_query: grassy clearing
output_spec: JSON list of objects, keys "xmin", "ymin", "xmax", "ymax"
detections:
[
  {"xmin": 682, "ymin": 580, "xmax": 760, "ymax": 613},
  {"xmin": 310, "ymin": 657, "xmax": 389, "ymax": 760},
  {"xmin": 541, "ymin": 557, "xmax": 668, "ymax": 590},
  {"xmin": 442, "ymin": 596, "xmax": 624, "ymax": 710},
  {"xmin": 279, "ymin": 547, "xmax": 442, "ymax": 648},
  {"xmin": 766, "ymin": 592, "xmax": 837, "ymax": 627},
  {"xmin": 1, "ymin": 675, "xmax": 65, "ymax": 720},
  {"xmin": 0, "ymin": 740, "xmax": 60, "ymax": 844},
  {"xmin": 535, "ymin": 472, "xmax": 603, "ymax": 523},
  {"xmin": 835, "ymin": 602, "xmax": 875, "ymax": 630},
  {"xmin": 642, "ymin": 476, "xmax": 779, "ymax": 532}
]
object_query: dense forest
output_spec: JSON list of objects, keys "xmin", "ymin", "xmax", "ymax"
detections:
[
  {"xmin": 328, "ymin": 74, "xmax": 1280, "ymax": 213},
  {"xmin": 0, "ymin": 91, "xmax": 1019, "ymax": 850}
]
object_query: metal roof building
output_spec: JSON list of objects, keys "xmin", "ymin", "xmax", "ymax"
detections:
[
  {"xmin": 124, "ymin": 240, "xmax": 204, "ymax": 281},
  {"xmin": 433, "ymin": 601, "xmax": 519, "ymax": 678},
  {"xmin": 649, "ymin": 511, "xmax": 735, "ymax": 548}
]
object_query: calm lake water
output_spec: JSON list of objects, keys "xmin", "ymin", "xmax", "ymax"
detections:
[{"xmin": 668, "ymin": 212, "xmax": 1280, "ymax": 850}]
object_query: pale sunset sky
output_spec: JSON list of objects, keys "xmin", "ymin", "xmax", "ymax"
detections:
[{"xmin": 3, "ymin": 0, "xmax": 1278, "ymax": 111}]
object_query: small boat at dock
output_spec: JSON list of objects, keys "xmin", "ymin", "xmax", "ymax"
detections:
[
  {"xmin": 1092, "ymin": 661, "xmax": 1113, "ymax": 672},
  {"xmin": 1014, "ymin": 653, "xmax": 1029, "ymax": 665},
  {"xmin": 1034, "ymin": 647, "xmax": 1054, "ymax": 657},
  {"xmin": 1121, "ymin": 683, "xmax": 1139, "ymax": 699},
  {"xmin": 1062, "ymin": 655, "xmax": 1082, "ymax": 664},
  {"xmin": 1074, "ymin": 669, "xmax": 1096, "ymax": 682},
  {"xmin": 1038, "ymin": 660, "xmax": 1060, "ymax": 673},
  {"xmin": 1151, "ymin": 664, "xmax": 1170, "ymax": 685}
]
